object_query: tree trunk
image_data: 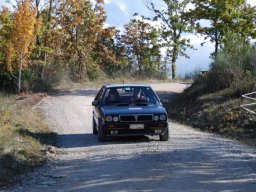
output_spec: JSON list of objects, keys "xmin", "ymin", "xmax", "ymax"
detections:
[
  {"xmin": 214, "ymin": 20, "xmax": 219, "ymax": 58},
  {"xmin": 214, "ymin": 31, "xmax": 219, "ymax": 58},
  {"xmin": 171, "ymin": 46, "xmax": 178, "ymax": 79},
  {"xmin": 171, "ymin": 60, "xmax": 176, "ymax": 79},
  {"xmin": 42, "ymin": 52, "xmax": 48, "ymax": 80},
  {"xmin": 42, "ymin": 0, "xmax": 52, "ymax": 80},
  {"xmin": 18, "ymin": 58, "xmax": 23, "ymax": 93},
  {"xmin": 164, "ymin": 59, "xmax": 167, "ymax": 79},
  {"xmin": 78, "ymin": 51, "xmax": 84, "ymax": 81},
  {"xmin": 137, "ymin": 55, "xmax": 142, "ymax": 78},
  {"xmin": 138, "ymin": 65, "xmax": 142, "ymax": 77}
]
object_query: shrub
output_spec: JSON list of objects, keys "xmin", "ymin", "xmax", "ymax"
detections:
[
  {"xmin": 86, "ymin": 63, "xmax": 101, "ymax": 81},
  {"xmin": 207, "ymin": 33, "xmax": 255, "ymax": 96},
  {"xmin": 0, "ymin": 72, "xmax": 16, "ymax": 93}
]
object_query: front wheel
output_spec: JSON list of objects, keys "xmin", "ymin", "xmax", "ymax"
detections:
[
  {"xmin": 98, "ymin": 123, "xmax": 108, "ymax": 142},
  {"xmin": 160, "ymin": 128, "xmax": 169, "ymax": 141},
  {"xmin": 92, "ymin": 118, "xmax": 98, "ymax": 135}
]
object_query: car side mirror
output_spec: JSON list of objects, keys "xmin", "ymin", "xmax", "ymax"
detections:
[{"xmin": 92, "ymin": 100, "xmax": 100, "ymax": 106}]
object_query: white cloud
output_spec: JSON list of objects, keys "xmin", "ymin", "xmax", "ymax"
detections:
[
  {"xmin": 116, "ymin": 26, "xmax": 124, "ymax": 33},
  {"xmin": 91, "ymin": 0, "xmax": 96, "ymax": 4},
  {"xmin": 247, "ymin": 0, "xmax": 256, "ymax": 6},
  {"xmin": 103, "ymin": 22, "xmax": 110, "ymax": 28},
  {"xmin": 104, "ymin": 0, "xmax": 112, "ymax": 4},
  {"xmin": 115, "ymin": 0, "xmax": 129, "ymax": 16},
  {"xmin": 185, "ymin": 2, "xmax": 195, "ymax": 11},
  {"xmin": 132, "ymin": 15, "xmax": 162, "ymax": 29},
  {"xmin": 182, "ymin": 34, "xmax": 207, "ymax": 46},
  {"xmin": 104, "ymin": 0, "xmax": 129, "ymax": 16}
]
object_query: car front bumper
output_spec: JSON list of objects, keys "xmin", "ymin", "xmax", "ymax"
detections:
[{"xmin": 102, "ymin": 122, "xmax": 168, "ymax": 136}]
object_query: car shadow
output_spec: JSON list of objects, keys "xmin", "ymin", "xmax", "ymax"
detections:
[
  {"xmin": 16, "ymin": 128, "xmax": 156, "ymax": 148},
  {"xmin": 56, "ymin": 133, "xmax": 157, "ymax": 148}
]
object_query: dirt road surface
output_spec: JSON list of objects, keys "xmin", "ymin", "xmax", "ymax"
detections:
[{"xmin": 8, "ymin": 83, "xmax": 256, "ymax": 192}]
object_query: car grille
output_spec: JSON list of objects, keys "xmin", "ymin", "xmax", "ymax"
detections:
[
  {"xmin": 120, "ymin": 115, "xmax": 153, "ymax": 122},
  {"xmin": 137, "ymin": 115, "xmax": 152, "ymax": 122},
  {"xmin": 120, "ymin": 115, "xmax": 136, "ymax": 122}
]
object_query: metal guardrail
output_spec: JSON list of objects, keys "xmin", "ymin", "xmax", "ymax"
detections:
[{"xmin": 241, "ymin": 91, "xmax": 256, "ymax": 115}]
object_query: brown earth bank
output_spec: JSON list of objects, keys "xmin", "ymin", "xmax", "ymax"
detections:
[{"xmin": 169, "ymin": 85, "xmax": 256, "ymax": 146}]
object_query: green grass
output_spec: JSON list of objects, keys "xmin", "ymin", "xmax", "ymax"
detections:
[{"xmin": 0, "ymin": 93, "xmax": 56, "ymax": 188}]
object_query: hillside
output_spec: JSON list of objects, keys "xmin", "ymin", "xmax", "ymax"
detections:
[{"xmin": 169, "ymin": 75, "xmax": 256, "ymax": 145}]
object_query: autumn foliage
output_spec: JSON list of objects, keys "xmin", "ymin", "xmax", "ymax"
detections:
[
  {"xmin": 10, "ymin": 0, "xmax": 37, "ymax": 93},
  {"xmin": 0, "ymin": 0, "xmax": 255, "ymax": 93}
]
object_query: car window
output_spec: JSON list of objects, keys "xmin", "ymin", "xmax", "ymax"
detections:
[
  {"xmin": 95, "ymin": 87, "xmax": 105, "ymax": 101},
  {"xmin": 102, "ymin": 87, "xmax": 159, "ymax": 106}
]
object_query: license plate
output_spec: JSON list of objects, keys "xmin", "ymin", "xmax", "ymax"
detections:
[{"xmin": 130, "ymin": 124, "xmax": 144, "ymax": 129}]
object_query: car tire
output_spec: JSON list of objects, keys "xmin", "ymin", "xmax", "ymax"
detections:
[
  {"xmin": 160, "ymin": 128, "xmax": 169, "ymax": 141},
  {"xmin": 98, "ymin": 122, "xmax": 108, "ymax": 142},
  {"xmin": 92, "ymin": 118, "xmax": 98, "ymax": 135}
]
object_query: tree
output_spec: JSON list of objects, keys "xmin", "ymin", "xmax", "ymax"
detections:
[
  {"xmin": 53, "ymin": 0, "xmax": 107, "ymax": 80},
  {"xmin": 94, "ymin": 27, "xmax": 123, "ymax": 76},
  {"xmin": 29, "ymin": 0, "xmax": 51, "ymax": 80},
  {"xmin": 121, "ymin": 18, "xmax": 161, "ymax": 78},
  {"xmin": 7, "ymin": 0, "xmax": 37, "ymax": 93},
  {"xmin": 188, "ymin": 0, "xmax": 256, "ymax": 58},
  {"xmin": 0, "ymin": 7, "xmax": 13, "ymax": 71},
  {"xmin": 148, "ymin": 0, "xmax": 194, "ymax": 79}
]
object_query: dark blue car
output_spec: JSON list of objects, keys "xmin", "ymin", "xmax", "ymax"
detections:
[{"xmin": 92, "ymin": 84, "xmax": 169, "ymax": 141}]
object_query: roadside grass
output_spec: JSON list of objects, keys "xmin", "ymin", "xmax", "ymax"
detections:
[
  {"xmin": 0, "ymin": 93, "xmax": 56, "ymax": 188},
  {"xmin": 169, "ymin": 85, "xmax": 256, "ymax": 145}
]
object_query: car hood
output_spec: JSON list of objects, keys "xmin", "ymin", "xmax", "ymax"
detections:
[{"xmin": 102, "ymin": 105, "xmax": 167, "ymax": 115}]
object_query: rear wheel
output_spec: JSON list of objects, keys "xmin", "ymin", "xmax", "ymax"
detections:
[
  {"xmin": 160, "ymin": 128, "xmax": 169, "ymax": 141},
  {"xmin": 92, "ymin": 118, "xmax": 98, "ymax": 135},
  {"xmin": 98, "ymin": 122, "xmax": 108, "ymax": 142}
]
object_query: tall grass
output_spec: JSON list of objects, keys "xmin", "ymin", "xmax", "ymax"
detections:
[{"xmin": 0, "ymin": 93, "xmax": 55, "ymax": 187}]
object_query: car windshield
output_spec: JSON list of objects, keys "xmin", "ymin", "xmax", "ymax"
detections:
[{"xmin": 102, "ymin": 86, "xmax": 160, "ymax": 106}]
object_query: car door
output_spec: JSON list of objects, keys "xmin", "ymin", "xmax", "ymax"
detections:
[{"xmin": 93, "ymin": 87, "xmax": 105, "ymax": 127}]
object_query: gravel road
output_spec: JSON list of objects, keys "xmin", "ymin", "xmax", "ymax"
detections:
[{"xmin": 8, "ymin": 83, "xmax": 256, "ymax": 192}]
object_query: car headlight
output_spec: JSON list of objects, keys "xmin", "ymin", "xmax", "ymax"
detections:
[
  {"xmin": 113, "ymin": 116, "xmax": 119, "ymax": 122},
  {"xmin": 153, "ymin": 115, "xmax": 159, "ymax": 121},
  {"xmin": 106, "ymin": 116, "xmax": 113, "ymax": 122},
  {"xmin": 160, "ymin": 114, "xmax": 167, "ymax": 121}
]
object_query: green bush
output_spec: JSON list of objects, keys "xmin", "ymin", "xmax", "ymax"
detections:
[
  {"xmin": 86, "ymin": 63, "xmax": 101, "ymax": 81},
  {"xmin": 0, "ymin": 72, "xmax": 16, "ymax": 93},
  {"xmin": 247, "ymin": 46, "xmax": 256, "ymax": 79},
  {"xmin": 0, "ymin": 68, "xmax": 53, "ymax": 93},
  {"xmin": 22, "ymin": 69, "xmax": 52, "ymax": 92},
  {"xmin": 213, "ymin": 32, "xmax": 255, "ymax": 90}
]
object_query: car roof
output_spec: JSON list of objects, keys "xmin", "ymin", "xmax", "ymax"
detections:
[{"xmin": 103, "ymin": 84, "xmax": 151, "ymax": 89}]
